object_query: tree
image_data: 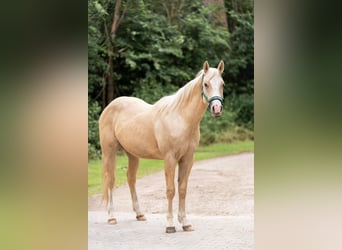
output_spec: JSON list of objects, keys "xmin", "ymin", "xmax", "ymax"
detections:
[
  {"xmin": 88, "ymin": 0, "xmax": 129, "ymax": 108},
  {"xmin": 105, "ymin": 0, "xmax": 129, "ymax": 104}
]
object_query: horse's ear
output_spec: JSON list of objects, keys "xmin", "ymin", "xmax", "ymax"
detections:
[
  {"xmin": 217, "ymin": 60, "xmax": 224, "ymax": 74},
  {"xmin": 203, "ymin": 61, "xmax": 209, "ymax": 74}
]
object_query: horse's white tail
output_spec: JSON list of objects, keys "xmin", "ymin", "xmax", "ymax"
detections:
[
  {"xmin": 101, "ymin": 151, "xmax": 116, "ymax": 205},
  {"xmin": 99, "ymin": 109, "xmax": 117, "ymax": 205}
]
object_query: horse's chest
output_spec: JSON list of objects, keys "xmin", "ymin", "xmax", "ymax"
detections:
[
  {"xmin": 162, "ymin": 126, "xmax": 199, "ymax": 156},
  {"xmin": 170, "ymin": 128, "xmax": 198, "ymax": 144},
  {"xmin": 154, "ymin": 116, "xmax": 200, "ymax": 158}
]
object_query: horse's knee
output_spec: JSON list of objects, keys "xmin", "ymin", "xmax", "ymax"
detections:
[
  {"xmin": 179, "ymin": 188, "xmax": 187, "ymax": 199},
  {"xmin": 166, "ymin": 188, "xmax": 175, "ymax": 199}
]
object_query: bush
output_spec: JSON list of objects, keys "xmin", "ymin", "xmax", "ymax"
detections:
[
  {"xmin": 229, "ymin": 94, "xmax": 254, "ymax": 130},
  {"xmin": 88, "ymin": 143, "xmax": 100, "ymax": 160},
  {"xmin": 199, "ymin": 94, "xmax": 254, "ymax": 145},
  {"xmin": 200, "ymin": 102, "xmax": 236, "ymax": 145},
  {"xmin": 133, "ymin": 80, "xmax": 178, "ymax": 104},
  {"xmin": 88, "ymin": 101, "xmax": 101, "ymax": 160}
]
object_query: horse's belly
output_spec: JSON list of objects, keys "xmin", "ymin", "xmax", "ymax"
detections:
[
  {"xmin": 120, "ymin": 138, "xmax": 163, "ymax": 159},
  {"xmin": 115, "ymin": 120, "xmax": 163, "ymax": 160}
]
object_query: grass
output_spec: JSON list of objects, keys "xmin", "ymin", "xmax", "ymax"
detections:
[{"xmin": 88, "ymin": 140, "xmax": 254, "ymax": 196}]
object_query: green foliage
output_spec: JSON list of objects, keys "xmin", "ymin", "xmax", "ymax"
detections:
[
  {"xmin": 89, "ymin": 0, "xmax": 233, "ymax": 99},
  {"xmin": 133, "ymin": 80, "xmax": 178, "ymax": 104},
  {"xmin": 225, "ymin": 10, "xmax": 254, "ymax": 95},
  {"xmin": 114, "ymin": 1, "xmax": 215, "ymax": 95},
  {"xmin": 88, "ymin": 101, "xmax": 101, "ymax": 160},
  {"xmin": 200, "ymin": 95, "xmax": 254, "ymax": 145},
  {"xmin": 88, "ymin": 0, "xmax": 108, "ymax": 100},
  {"xmin": 200, "ymin": 103, "xmax": 236, "ymax": 145},
  {"xmin": 229, "ymin": 93, "xmax": 254, "ymax": 130},
  {"xmin": 88, "ymin": 143, "xmax": 100, "ymax": 161}
]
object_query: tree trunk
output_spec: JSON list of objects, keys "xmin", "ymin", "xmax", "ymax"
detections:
[
  {"xmin": 102, "ymin": 0, "xmax": 128, "ymax": 106},
  {"xmin": 107, "ymin": 50, "xmax": 114, "ymax": 104},
  {"xmin": 104, "ymin": 22, "xmax": 115, "ymax": 105},
  {"xmin": 224, "ymin": 0, "xmax": 237, "ymax": 33},
  {"xmin": 204, "ymin": 0, "xmax": 228, "ymax": 29}
]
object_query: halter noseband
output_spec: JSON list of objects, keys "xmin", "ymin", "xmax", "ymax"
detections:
[{"xmin": 201, "ymin": 74, "xmax": 224, "ymax": 109}]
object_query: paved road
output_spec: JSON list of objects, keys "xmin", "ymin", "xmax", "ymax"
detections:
[{"xmin": 88, "ymin": 153, "xmax": 254, "ymax": 249}]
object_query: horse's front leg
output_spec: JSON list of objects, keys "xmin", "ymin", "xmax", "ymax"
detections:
[
  {"xmin": 164, "ymin": 155, "xmax": 177, "ymax": 233},
  {"xmin": 178, "ymin": 153, "xmax": 194, "ymax": 231}
]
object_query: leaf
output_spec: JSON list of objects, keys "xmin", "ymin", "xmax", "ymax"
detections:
[{"xmin": 94, "ymin": 1, "xmax": 108, "ymax": 16}]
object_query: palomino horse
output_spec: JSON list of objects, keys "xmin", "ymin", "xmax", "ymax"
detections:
[{"xmin": 99, "ymin": 60, "xmax": 225, "ymax": 233}]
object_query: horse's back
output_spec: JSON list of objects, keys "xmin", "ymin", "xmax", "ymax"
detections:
[
  {"xmin": 101, "ymin": 96, "xmax": 150, "ymax": 121},
  {"xmin": 103, "ymin": 96, "xmax": 151, "ymax": 115},
  {"xmin": 99, "ymin": 97, "xmax": 151, "ymax": 140}
]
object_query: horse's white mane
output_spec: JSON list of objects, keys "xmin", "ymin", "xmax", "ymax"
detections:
[
  {"xmin": 153, "ymin": 76, "xmax": 198, "ymax": 115},
  {"xmin": 153, "ymin": 68, "xmax": 219, "ymax": 115}
]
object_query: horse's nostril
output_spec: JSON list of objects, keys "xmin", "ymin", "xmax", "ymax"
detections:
[{"xmin": 212, "ymin": 104, "xmax": 222, "ymax": 114}]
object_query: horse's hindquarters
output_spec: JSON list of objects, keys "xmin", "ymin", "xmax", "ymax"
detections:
[{"xmin": 109, "ymin": 98, "xmax": 162, "ymax": 160}]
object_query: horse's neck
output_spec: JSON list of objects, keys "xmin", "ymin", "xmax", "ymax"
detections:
[{"xmin": 176, "ymin": 78, "xmax": 207, "ymax": 126}]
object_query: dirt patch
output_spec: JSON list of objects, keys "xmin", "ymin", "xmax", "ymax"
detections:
[
  {"xmin": 88, "ymin": 153, "xmax": 254, "ymax": 249},
  {"xmin": 88, "ymin": 153, "xmax": 253, "ymax": 216}
]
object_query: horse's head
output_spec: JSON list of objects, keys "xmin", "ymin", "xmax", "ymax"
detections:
[{"xmin": 201, "ymin": 60, "xmax": 225, "ymax": 117}]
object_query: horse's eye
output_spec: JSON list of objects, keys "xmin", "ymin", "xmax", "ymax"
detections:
[{"xmin": 204, "ymin": 83, "xmax": 209, "ymax": 88}]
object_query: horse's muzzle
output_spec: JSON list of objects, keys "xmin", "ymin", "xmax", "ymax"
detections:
[{"xmin": 210, "ymin": 100, "xmax": 223, "ymax": 117}]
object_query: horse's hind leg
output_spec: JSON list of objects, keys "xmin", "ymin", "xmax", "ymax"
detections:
[
  {"xmin": 127, "ymin": 153, "xmax": 146, "ymax": 221},
  {"xmin": 101, "ymin": 135, "xmax": 118, "ymax": 225}
]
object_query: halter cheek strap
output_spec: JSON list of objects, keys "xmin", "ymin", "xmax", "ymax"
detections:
[{"xmin": 201, "ymin": 74, "xmax": 224, "ymax": 109}]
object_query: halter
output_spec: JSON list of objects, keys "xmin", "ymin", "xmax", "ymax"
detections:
[{"xmin": 200, "ymin": 73, "xmax": 224, "ymax": 109}]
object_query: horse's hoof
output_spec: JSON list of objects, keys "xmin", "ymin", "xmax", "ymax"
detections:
[
  {"xmin": 182, "ymin": 225, "xmax": 194, "ymax": 232},
  {"xmin": 136, "ymin": 214, "xmax": 146, "ymax": 221},
  {"xmin": 166, "ymin": 226, "xmax": 176, "ymax": 233},
  {"xmin": 108, "ymin": 218, "xmax": 117, "ymax": 225}
]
